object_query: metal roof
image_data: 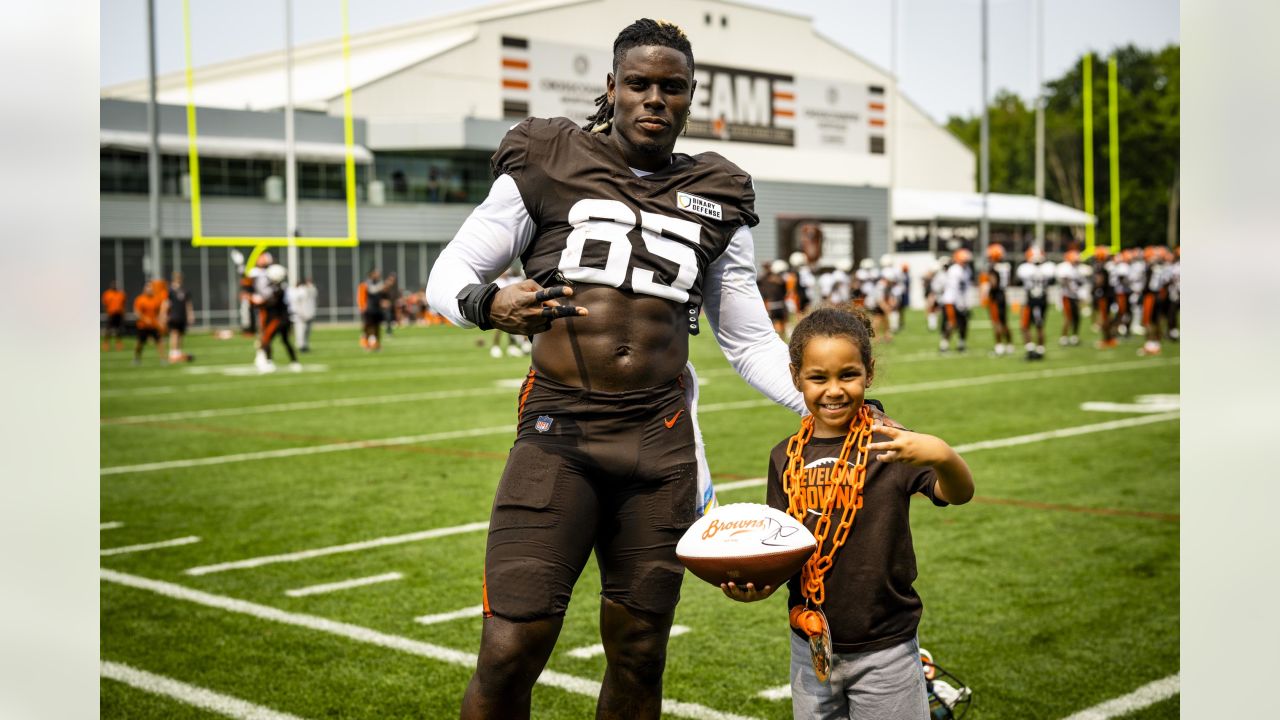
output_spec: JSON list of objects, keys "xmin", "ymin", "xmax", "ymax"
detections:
[{"xmin": 893, "ymin": 188, "xmax": 1095, "ymax": 226}]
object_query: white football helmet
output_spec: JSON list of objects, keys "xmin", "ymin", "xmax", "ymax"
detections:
[{"xmin": 266, "ymin": 264, "xmax": 287, "ymax": 284}]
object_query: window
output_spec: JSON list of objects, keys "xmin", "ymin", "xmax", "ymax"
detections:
[{"xmin": 374, "ymin": 151, "xmax": 491, "ymax": 204}]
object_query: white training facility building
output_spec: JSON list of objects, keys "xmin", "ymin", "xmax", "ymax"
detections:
[{"xmin": 101, "ymin": 0, "xmax": 1085, "ymax": 324}]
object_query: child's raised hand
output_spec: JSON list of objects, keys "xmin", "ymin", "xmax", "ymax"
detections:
[
  {"xmin": 868, "ymin": 424, "xmax": 952, "ymax": 467},
  {"xmin": 720, "ymin": 581, "xmax": 778, "ymax": 603}
]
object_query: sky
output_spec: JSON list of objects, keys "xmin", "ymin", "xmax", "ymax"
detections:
[{"xmin": 99, "ymin": 0, "xmax": 1178, "ymax": 124}]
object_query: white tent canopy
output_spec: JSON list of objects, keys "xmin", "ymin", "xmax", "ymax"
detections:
[{"xmin": 893, "ymin": 188, "xmax": 1095, "ymax": 226}]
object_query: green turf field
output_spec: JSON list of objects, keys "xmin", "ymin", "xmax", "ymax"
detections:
[{"xmin": 100, "ymin": 311, "xmax": 1179, "ymax": 719}]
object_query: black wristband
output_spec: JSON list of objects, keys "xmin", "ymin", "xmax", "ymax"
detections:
[{"xmin": 456, "ymin": 283, "xmax": 500, "ymax": 330}]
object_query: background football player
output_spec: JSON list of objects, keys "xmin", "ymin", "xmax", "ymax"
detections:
[
  {"xmin": 1016, "ymin": 247, "xmax": 1055, "ymax": 360},
  {"xmin": 1056, "ymin": 249, "xmax": 1085, "ymax": 347},
  {"xmin": 981, "ymin": 244, "xmax": 1013, "ymax": 356}
]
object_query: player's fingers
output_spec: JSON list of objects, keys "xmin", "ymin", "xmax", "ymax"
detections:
[
  {"xmin": 533, "ymin": 285, "xmax": 573, "ymax": 303},
  {"xmin": 877, "ymin": 450, "xmax": 898, "ymax": 462},
  {"xmin": 540, "ymin": 304, "xmax": 586, "ymax": 319}
]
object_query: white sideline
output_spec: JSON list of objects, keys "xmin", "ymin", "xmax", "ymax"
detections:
[
  {"xmin": 186, "ymin": 522, "xmax": 489, "ymax": 576},
  {"xmin": 106, "ymin": 386, "xmax": 511, "ymax": 425},
  {"xmin": 101, "ymin": 425, "xmax": 514, "ymax": 477},
  {"xmin": 100, "ymin": 358, "xmax": 1176, "ymax": 477},
  {"xmin": 1058, "ymin": 673, "xmax": 1180, "ymax": 719},
  {"xmin": 101, "ymin": 521, "xmax": 124, "ymax": 530},
  {"xmin": 567, "ymin": 625, "xmax": 691, "ymax": 660},
  {"xmin": 101, "ymin": 660, "xmax": 308, "ymax": 720},
  {"xmin": 284, "ymin": 572, "xmax": 404, "ymax": 598},
  {"xmin": 101, "ymin": 536, "xmax": 201, "ymax": 557},
  {"xmin": 715, "ymin": 412, "xmax": 1181, "ymax": 496},
  {"xmin": 756, "ymin": 684, "xmax": 790, "ymax": 700},
  {"xmin": 414, "ymin": 604, "xmax": 486, "ymax": 625},
  {"xmin": 101, "ymin": 569, "xmax": 761, "ymax": 720}
]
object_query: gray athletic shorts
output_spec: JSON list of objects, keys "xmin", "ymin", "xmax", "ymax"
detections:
[{"xmin": 789, "ymin": 632, "xmax": 929, "ymax": 720}]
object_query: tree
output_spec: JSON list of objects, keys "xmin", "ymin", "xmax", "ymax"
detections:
[{"xmin": 946, "ymin": 45, "xmax": 1180, "ymax": 248}]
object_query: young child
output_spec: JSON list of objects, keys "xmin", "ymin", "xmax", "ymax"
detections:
[{"xmin": 723, "ymin": 307, "xmax": 974, "ymax": 720}]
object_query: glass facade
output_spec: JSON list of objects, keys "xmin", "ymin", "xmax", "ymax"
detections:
[
  {"xmin": 102, "ymin": 149, "xmax": 494, "ymax": 205},
  {"xmin": 100, "ymin": 150, "xmax": 370, "ymax": 201},
  {"xmin": 373, "ymin": 150, "xmax": 492, "ymax": 204}
]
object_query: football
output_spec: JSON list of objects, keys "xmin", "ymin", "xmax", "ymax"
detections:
[{"xmin": 676, "ymin": 503, "xmax": 816, "ymax": 588}]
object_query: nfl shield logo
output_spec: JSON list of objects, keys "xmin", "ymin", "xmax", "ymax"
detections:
[{"xmin": 535, "ymin": 415, "xmax": 554, "ymax": 432}]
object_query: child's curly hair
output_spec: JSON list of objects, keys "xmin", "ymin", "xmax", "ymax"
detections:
[{"xmin": 788, "ymin": 305, "xmax": 876, "ymax": 376}]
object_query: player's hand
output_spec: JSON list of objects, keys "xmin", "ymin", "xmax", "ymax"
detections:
[
  {"xmin": 719, "ymin": 581, "xmax": 777, "ymax": 603},
  {"xmin": 488, "ymin": 279, "xmax": 587, "ymax": 335},
  {"xmin": 868, "ymin": 424, "xmax": 952, "ymax": 467}
]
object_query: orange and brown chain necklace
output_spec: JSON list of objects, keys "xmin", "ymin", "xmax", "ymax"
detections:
[{"xmin": 781, "ymin": 404, "xmax": 873, "ymax": 682}]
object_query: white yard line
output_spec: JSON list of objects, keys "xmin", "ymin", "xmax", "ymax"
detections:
[
  {"xmin": 100, "ymin": 569, "xmax": 760, "ymax": 720},
  {"xmin": 100, "ymin": 521, "xmax": 124, "ymax": 530},
  {"xmin": 101, "ymin": 536, "xmax": 201, "ymax": 557},
  {"xmin": 951, "ymin": 412, "xmax": 1179, "ymax": 453},
  {"xmin": 414, "ymin": 604, "xmax": 486, "ymax": 625},
  {"xmin": 756, "ymin": 684, "xmax": 791, "ymax": 700},
  {"xmin": 101, "ymin": 425, "xmax": 514, "ymax": 477},
  {"xmin": 701, "ymin": 357, "xmax": 1177, "ymax": 414},
  {"xmin": 567, "ymin": 625, "xmax": 691, "ymax": 660},
  {"xmin": 101, "ymin": 661, "xmax": 308, "ymax": 720},
  {"xmin": 106, "ymin": 387, "xmax": 511, "ymax": 425},
  {"xmin": 714, "ymin": 478, "xmax": 771, "ymax": 493},
  {"xmin": 102, "ymin": 359, "xmax": 1176, "ymax": 477},
  {"xmin": 102, "ymin": 364, "xmax": 519, "ymax": 398},
  {"xmin": 715, "ymin": 412, "xmax": 1180, "ymax": 496},
  {"xmin": 186, "ymin": 521, "xmax": 489, "ymax": 576},
  {"xmin": 1059, "ymin": 673, "xmax": 1180, "ymax": 719},
  {"xmin": 284, "ymin": 572, "xmax": 404, "ymax": 598}
]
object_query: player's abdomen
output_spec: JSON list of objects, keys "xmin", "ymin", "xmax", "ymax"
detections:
[{"xmin": 531, "ymin": 285, "xmax": 689, "ymax": 392}]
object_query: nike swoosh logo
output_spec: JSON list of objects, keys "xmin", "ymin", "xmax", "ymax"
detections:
[{"xmin": 663, "ymin": 410, "xmax": 684, "ymax": 429}]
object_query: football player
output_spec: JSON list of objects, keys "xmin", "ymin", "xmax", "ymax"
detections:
[
  {"xmin": 854, "ymin": 257, "xmax": 878, "ymax": 308},
  {"xmin": 1016, "ymin": 247, "xmax": 1054, "ymax": 360},
  {"xmin": 160, "ymin": 271, "xmax": 196, "ymax": 363},
  {"xmin": 981, "ymin": 244, "xmax": 1013, "ymax": 356},
  {"xmin": 1109, "ymin": 248, "xmax": 1132, "ymax": 337},
  {"xmin": 1138, "ymin": 246, "xmax": 1168, "ymax": 356},
  {"xmin": 425, "ymin": 19, "xmax": 810, "ymax": 720},
  {"xmin": 925, "ymin": 255, "xmax": 951, "ymax": 333},
  {"xmin": 759, "ymin": 259, "xmax": 789, "ymax": 338},
  {"xmin": 253, "ymin": 264, "xmax": 300, "ymax": 373},
  {"xmin": 939, "ymin": 248, "xmax": 973, "ymax": 353},
  {"xmin": 1091, "ymin": 246, "xmax": 1118, "ymax": 349},
  {"xmin": 131, "ymin": 282, "xmax": 164, "ymax": 365},
  {"xmin": 101, "ymin": 279, "xmax": 126, "ymax": 351},
  {"xmin": 1056, "ymin": 250, "xmax": 1084, "ymax": 347},
  {"xmin": 356, "ymin": 268, "xmax": 385, "ymax": 351}
]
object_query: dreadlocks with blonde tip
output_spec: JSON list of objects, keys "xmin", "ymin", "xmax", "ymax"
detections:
[{"xmin": 583, "ymin": 18, "xmax": 695, "ymax": 134}]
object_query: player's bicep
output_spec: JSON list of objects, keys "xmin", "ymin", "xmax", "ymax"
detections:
[{"xmin": 445, "ymin": 174, "xmax": 535, "ymax": 280}]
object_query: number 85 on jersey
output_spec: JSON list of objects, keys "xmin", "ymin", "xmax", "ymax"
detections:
[{"xmin": 558, "ymin": 198, "xmax": 702, "ymax": 304}]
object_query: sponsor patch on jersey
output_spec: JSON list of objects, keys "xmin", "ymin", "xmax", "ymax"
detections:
[
  {"xmin": 676, "ymin": 192, "xmax": 722, "ymax": 221},
  {"xmin": 535, "ymin": 415, "xmax": 554, "ymax": 433}
]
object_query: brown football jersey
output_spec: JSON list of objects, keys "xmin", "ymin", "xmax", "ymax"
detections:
[{"xmin": 494, "ymin": 117, "xmax": 759, "ymax": 316}]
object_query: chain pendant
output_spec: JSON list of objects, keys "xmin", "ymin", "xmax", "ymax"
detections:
[{"xmin": 807, "ymin": 607, "xmax": 834, "ymax": 684}]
